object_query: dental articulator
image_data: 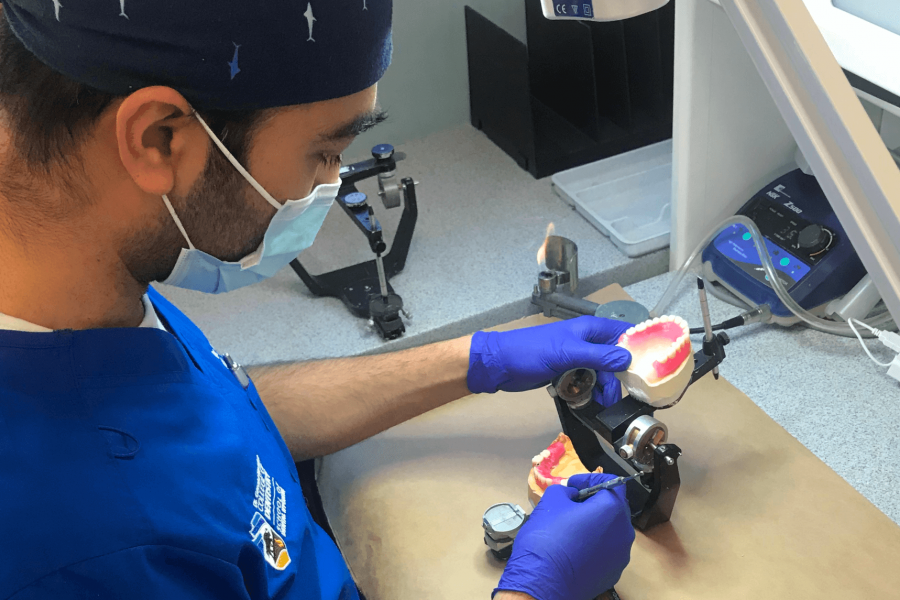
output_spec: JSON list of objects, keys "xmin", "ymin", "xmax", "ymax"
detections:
[
  {"xmin": 486, "ymin": 214, "xmax": 895, "ymax": 554},
  {"xmin": 539, "ymin": 247, "xmax": 729, "ymax": 532}
]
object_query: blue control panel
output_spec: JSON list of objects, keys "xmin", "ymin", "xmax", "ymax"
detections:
[
  {"xmin": 702, "ymin": 169, "xmax": 865, "ymax": 317},
  {"xmin": 712, "ymin": 224, "xmax": 811, "ymax": 291},
  {"xmin": 552, "ymin": 2, "xmax": 594, "ymax": 18}
]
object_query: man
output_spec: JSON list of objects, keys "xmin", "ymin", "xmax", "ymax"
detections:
[{"xmin": 0, "ymin": 1, "xmax": 635, "ymax": 599}]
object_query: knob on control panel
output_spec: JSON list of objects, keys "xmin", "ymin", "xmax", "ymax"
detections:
[{"xmin": 798, "ymin": 224, "xmax": 829, "ymax": 252}]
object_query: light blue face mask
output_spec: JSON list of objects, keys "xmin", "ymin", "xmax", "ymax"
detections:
[{"xmin": 159, "ymin": 113, "xmax": 341, "ymax": 294}]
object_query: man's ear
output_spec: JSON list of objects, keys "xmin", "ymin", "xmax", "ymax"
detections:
[{"xmin": 115, "ymin": 86, "xmax": 208, "ymax": 196}]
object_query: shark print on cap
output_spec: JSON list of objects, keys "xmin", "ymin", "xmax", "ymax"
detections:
[
  {"xmin": 228, "ymin": 43, "xmax": 241, "ymax": 79},
  {"xmin": 304, "ymin": 3, "xmax": 316, "ymax": 42}
]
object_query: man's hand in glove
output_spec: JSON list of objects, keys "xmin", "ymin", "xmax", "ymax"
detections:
[
  {"xmin": 494, "ymin": 473, "xmax": 636, "ymax": 600},
  {"xmin": 467, "ymin": 316, "xmax": 633, "ymax": 407}
]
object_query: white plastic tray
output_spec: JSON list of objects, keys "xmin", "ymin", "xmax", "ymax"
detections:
[{"xmin": 551, "ymin": 140, "xmax": 673, "ymax": 257}]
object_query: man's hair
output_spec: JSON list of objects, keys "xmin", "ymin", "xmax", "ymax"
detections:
[{"xmin": 0, "ymin": 15, "xmax": 264, "ymax": 176}]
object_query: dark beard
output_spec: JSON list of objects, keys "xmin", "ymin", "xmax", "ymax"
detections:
[{"xmin": 120, "ymin": 144, "xmax": 275, "ymax": 285}]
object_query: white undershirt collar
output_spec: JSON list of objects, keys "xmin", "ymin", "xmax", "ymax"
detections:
[{"xmin": 0, "ymin": 294, "xmax": 167, "ymax": 332}]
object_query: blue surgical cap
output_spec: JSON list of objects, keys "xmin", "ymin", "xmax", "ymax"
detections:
[{"xmin": 3, "ymin": 0, "xmax": 393, "ymax": 110}]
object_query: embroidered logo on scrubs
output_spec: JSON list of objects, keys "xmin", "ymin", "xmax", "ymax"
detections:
[{"xmin": 250, "ymin": 455, "xmax": 291, "ymax": 570}]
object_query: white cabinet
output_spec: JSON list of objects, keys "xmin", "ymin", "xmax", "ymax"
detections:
[{"xmin": 670, "ymin": 0, "xmax": 900, "ymax": 322}]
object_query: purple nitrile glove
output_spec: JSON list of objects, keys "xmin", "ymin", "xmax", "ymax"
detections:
[
  {"xmin": 494, "ymin": 473, "xmax": 635, "ymax": 600},
  {"xmin": 467, "ymin": 316, "xmax": 633, "ymax": 404}
]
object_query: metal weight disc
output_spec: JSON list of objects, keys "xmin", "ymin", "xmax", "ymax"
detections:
[
  {"xmin": 594, "ymin": 300, "xmax": 650, "ymax": 325},
  {"xmin": 553, "ymin": 368, "xmax": 597, "ymax": 410}
]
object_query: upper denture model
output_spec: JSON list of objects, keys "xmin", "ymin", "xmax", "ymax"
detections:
[{"xmin": 615, "ymin": 316, "xmax": 694, "ymax": 408}]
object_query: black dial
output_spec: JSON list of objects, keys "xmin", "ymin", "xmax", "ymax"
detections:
[{"xmin": 798, "ymin": 224, "xmax": 830, "ymax": 253}]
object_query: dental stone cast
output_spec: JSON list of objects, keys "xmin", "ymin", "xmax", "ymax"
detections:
[{"xmin": 615, "ymin": 316, "xmax": 694, "ymax": 408}]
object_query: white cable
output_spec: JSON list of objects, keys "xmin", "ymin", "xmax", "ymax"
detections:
[{"xmin": 849, "ymin": 318, "xmax": 893, "ymax": 367}]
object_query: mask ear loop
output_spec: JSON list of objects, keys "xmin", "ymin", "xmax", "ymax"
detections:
[
  {"xmin": 191, "ymin": 110, "xmax": 284, "ymax": 211},
  {"xmin": 161, "ymin": 194, "xmax": 196, "ymax": 250}
]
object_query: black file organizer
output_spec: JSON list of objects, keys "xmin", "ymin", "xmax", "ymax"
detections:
[{"xmin": 465, "ymin": 0, "xmax": 675, "ymax": 179}]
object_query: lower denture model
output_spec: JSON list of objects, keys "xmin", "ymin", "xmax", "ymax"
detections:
[
  {"xmin": 615, "ymin": 316, "xmax": 694, "ymax": 408},
  {"xmin": 527, "ymin": 433, "xmax": 602, "ymax": 507}
]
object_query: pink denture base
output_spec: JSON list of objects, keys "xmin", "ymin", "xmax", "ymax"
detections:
[
  {"xmin": 534, "ymin": 440, "xmax": 567, "ymax": 487},
  {"xmin": 618, "ymin": 321, "xmax": 690, "ymax": 380},
  {"xmin": 653, "ymin": 343, "xmax": 691, "ymax": 379}
]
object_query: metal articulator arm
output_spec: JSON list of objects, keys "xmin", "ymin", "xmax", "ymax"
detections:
[{"xmin": 290, "ymin": 144, "xmax": 418, "ymax": 340}]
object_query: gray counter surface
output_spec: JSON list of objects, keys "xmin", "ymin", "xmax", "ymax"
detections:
[{"xmin": 156, "ymin": 125, "xmax": 668, "ymax": 363}]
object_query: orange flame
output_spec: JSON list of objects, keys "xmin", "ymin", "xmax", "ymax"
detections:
[{"xmin": 536, "ymin": 223, "xmax": 556, "ymax": 267}]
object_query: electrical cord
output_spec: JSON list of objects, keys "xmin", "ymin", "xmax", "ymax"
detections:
[
  {"xmin": 651, "ymin": 215, "xmax": 894, "ymax": 337},
  {"xmin": 849, "ymin": 318, "xmax": 898, "ymax": 368},
  {"xmin": 689, "ymin": 316, "xmax": 744, "ymax": 335},
  {"xmin": 688, "ymin": 305, "xmax": 772, "ymax": 335}
]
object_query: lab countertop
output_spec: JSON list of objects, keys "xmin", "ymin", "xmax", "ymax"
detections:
[
  {"xmin": 155, "ymin": 125, "xmax": 668, "ymax": 363},
  {"xmin": 625, "ymin": 273, "xmax": 900, "ymax": 526},
  {"xmin": 156, "ymin": 123, "xmax": 898, "ymax": 526}
]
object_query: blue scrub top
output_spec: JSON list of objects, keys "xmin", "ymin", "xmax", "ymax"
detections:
[{"xmin": 0, "ymin": 287, "xmax": 359, "ymax": 600}]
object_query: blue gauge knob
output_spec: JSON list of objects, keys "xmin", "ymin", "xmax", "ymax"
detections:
[
  {"xmin": 372, "ymin": 144, "xmax": 394, "ymax": 160},
  {"xmin": 343, "ymin": 192, "xmax": 367, "ymax": 207}
]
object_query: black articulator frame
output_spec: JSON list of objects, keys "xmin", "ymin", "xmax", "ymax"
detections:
[
  {"xmin": 551, "ymin": 332, "xmax": 729, "ymax": 531},
  {"xmin": 290, "ymin": 146, "xmax": 418, "ymax": 340}
]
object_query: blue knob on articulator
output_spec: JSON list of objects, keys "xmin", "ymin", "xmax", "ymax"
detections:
[
  {"xmin": 343, "ymin": 191, "xmax": 368, "ymax": 207},
  {"xmin": 372, "ymin": 143, "xmax": 394, "ymax": 160}
]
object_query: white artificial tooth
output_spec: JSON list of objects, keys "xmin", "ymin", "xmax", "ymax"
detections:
[
  {"xmin": 664, "ymin": 315, "xmax": 674, "ymax": 322},
  {"xmin": 532, "ymin": 455, "xmax": 543, "ymax": 465},
  {"xmin": 657, "ymin": 354, "xmax": 668, "ymax": 364},
  {"xmin": 651, "ymin": 317, "xmax": 660, "ymax": 325},
  {"xmin": 560, "ymin": 478, "xmax": 570, "ymax": 487},
  {"xmin": 637, "ymin": 322, "xmax": 647, "ymax": 332},
  {"xmin": 541, "ymin": 450, "xmax": 551, "ymax": 459},
  {"xmin": 626, "ymin": 327, "xmax": 636, "ymax": 336}
]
